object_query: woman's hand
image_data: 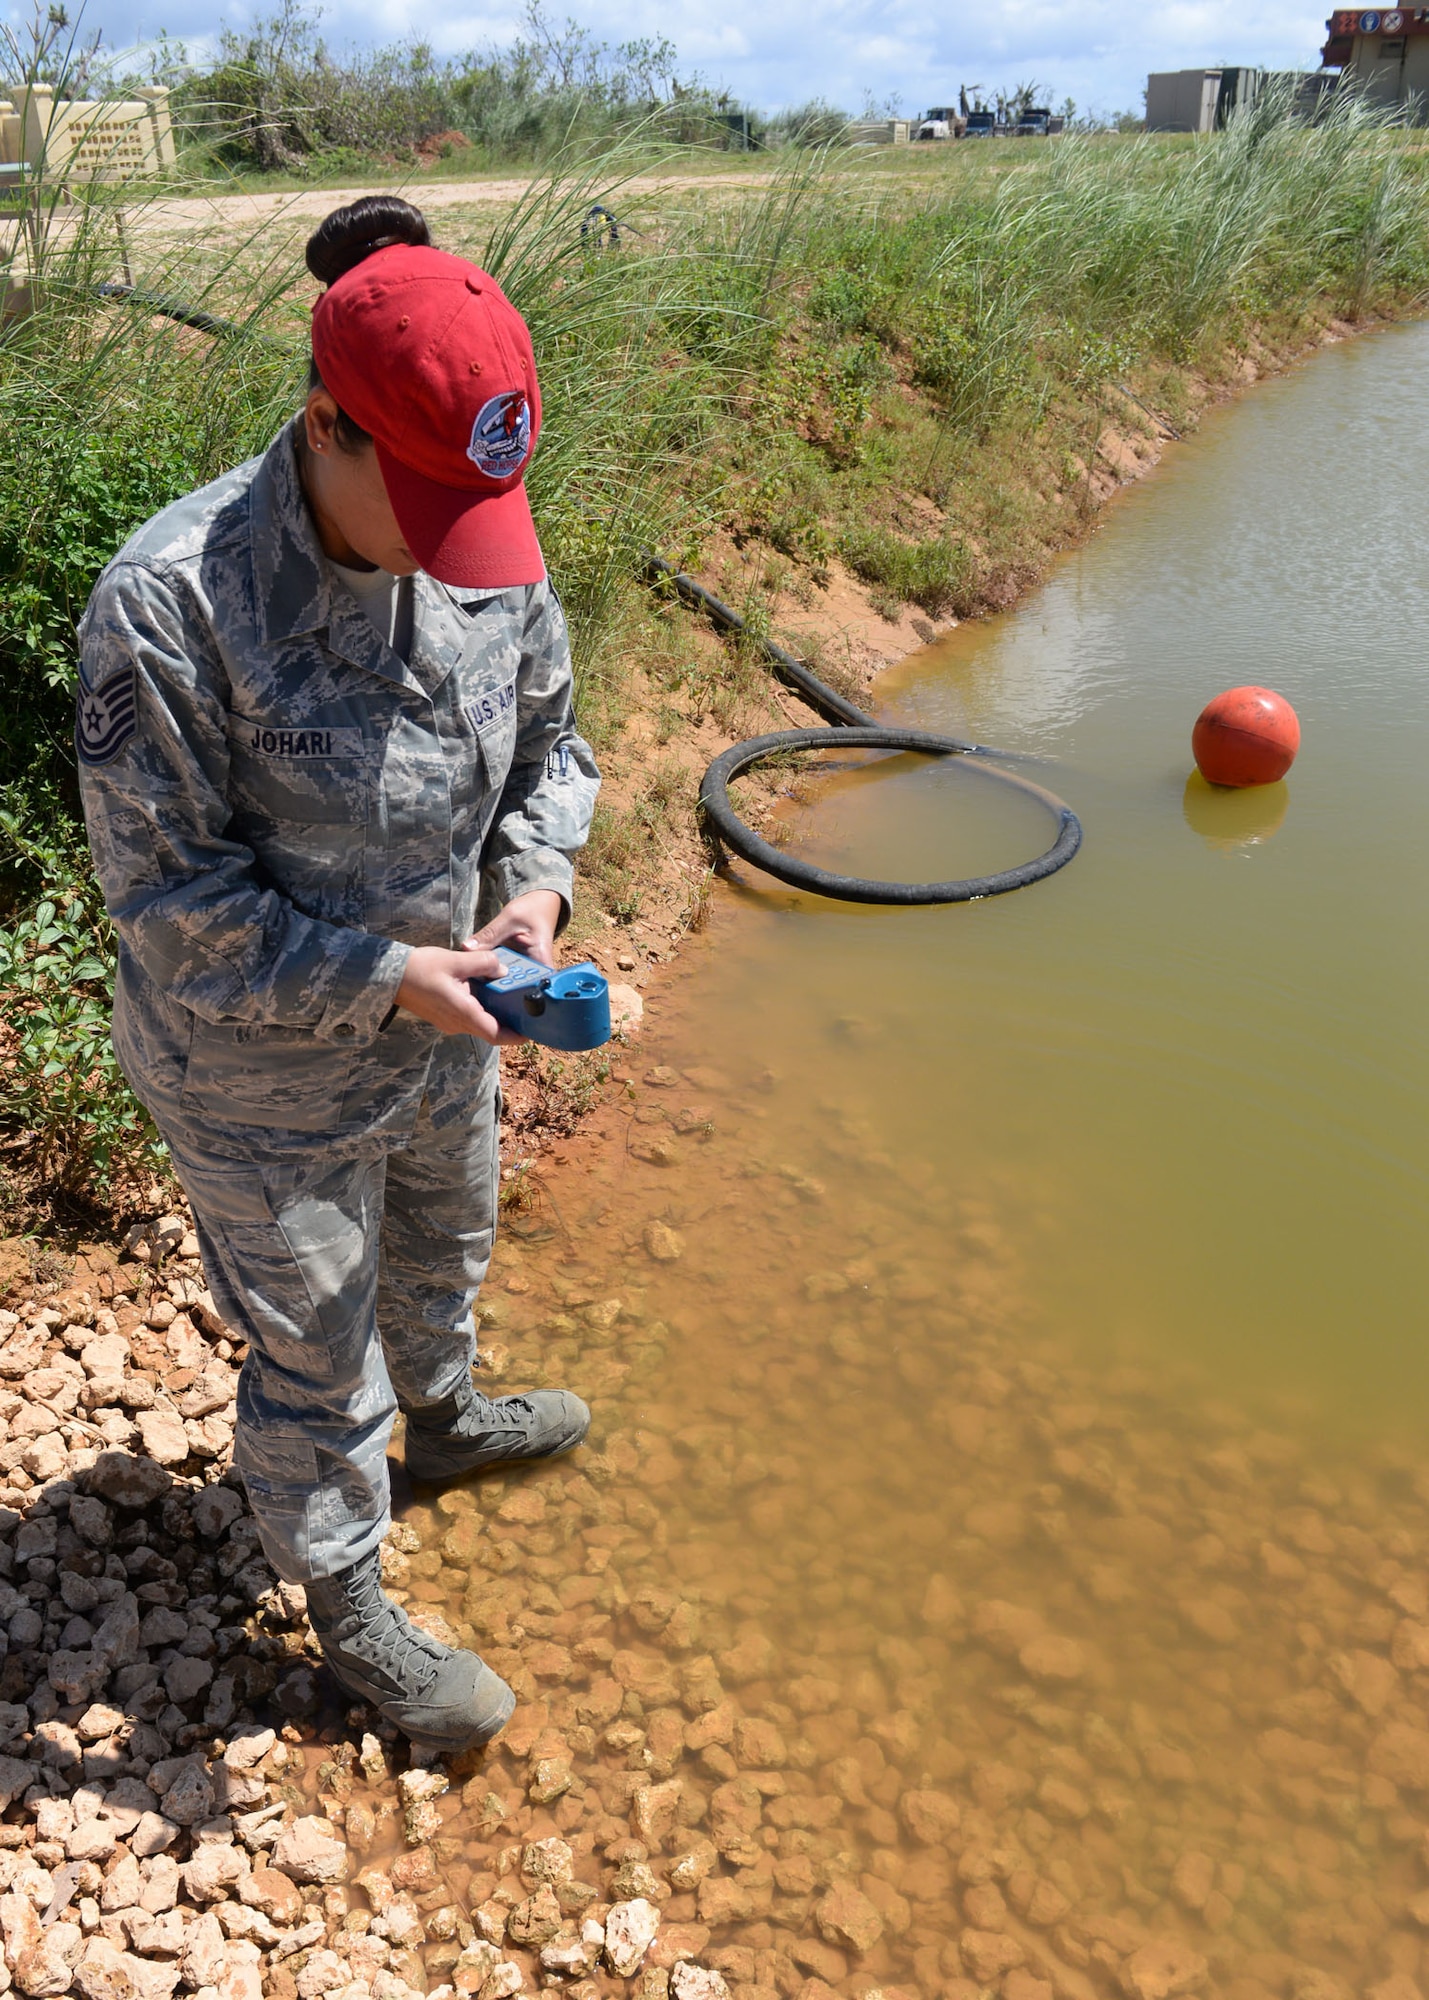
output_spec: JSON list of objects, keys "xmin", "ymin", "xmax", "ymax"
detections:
[
  {"xmin": 393, "ymin": 945, "xmax": 521, "ymax": 1043},
  {"xmin": 392, "ymin": 894, "xmax": 565, "ymax": 1041},
  {"xmin": 468, "ymin": 889, "xmax": 563, "ymax": 968}
]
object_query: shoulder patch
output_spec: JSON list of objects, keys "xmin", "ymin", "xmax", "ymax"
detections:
[{"xmin": 76, "ymin": 664, "xmax": 138, "ymax": 766}]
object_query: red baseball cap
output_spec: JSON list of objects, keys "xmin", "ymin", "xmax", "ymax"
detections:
[{"xmin": 311, "ymin": 245, "xmax": 544, "ymax": 589}]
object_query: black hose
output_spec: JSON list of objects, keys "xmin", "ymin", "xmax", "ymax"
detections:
[
  {"xmin": 95, "ymin": 283, "xmax": 256, "ymax": 341},
  {"xmin": 647, "ymin": 556, "xmax": 870, "ymax": 726},
  {"xmin": 702, "ymin": 728, "xmax": 1082, "ymax": 903},
  {"xmin": 1112, "ymin": 380, "xmax": 1183, "ymax": 441},
  {"xmin": 647, "ymin": 557, "xmax": 1083, "ymax": 905}
]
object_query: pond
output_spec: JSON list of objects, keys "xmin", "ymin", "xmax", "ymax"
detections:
[
  {"xmin": 397, "ymin": 323, "xmax": 1429, "ymax": 2000},
  {"xmin": 738, "ymin": 316, "xmax": 1429, "ymax": 1429}
]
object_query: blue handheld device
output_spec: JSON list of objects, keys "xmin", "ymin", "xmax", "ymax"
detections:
[{"xmin": 470, "ymin": 947, "xmax": 611, "ymax": 1051}]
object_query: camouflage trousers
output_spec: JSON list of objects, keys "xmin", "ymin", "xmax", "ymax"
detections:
[{"xmin": 158, "ymin": 1037, "xmax": 499, "ymax": 1583}]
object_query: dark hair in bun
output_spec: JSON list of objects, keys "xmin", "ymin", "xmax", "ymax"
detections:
[
  {"xmin": 304, "ymin": 197, "xmax": 432, "ymax": 454},
  {"xmin": 305, "ymin": 194, "xmax": 431, "ymax": 287}
]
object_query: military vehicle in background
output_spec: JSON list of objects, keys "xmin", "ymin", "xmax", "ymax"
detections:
[
  {"xmin": 938, "ymin": 84, "xmax": 1064, "ymax": 137},
  {"xmin": 914, "ymin": 106, "xmax": 966, "ymax": 138}
]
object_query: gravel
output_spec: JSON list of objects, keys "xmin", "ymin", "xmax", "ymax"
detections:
[{"xmin": 0, "ymin": 1216, "xmax": 755, "ymax": 2000}]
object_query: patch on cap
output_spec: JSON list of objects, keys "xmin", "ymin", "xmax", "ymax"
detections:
[{"xmin": 467, "ymin": 390, "xmax": 532, "ymax": 480}]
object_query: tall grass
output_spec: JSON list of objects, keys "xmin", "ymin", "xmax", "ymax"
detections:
[
  {"xmin": 730, "ymin": 80, "xmax": 1429, "ymax": 595},
  {"xmin": 956, "ymin": 78, "xmax": 1429, "ymax": 358}
]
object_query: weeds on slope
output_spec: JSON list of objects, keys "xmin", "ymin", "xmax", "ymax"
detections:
[
  {"xmin": 0, "ymin": 811, "xmax": 165, "ymax": 1217},
  {"xmin": 717, "ymin": 82, "xmax": 1429, "ymax": 614}
]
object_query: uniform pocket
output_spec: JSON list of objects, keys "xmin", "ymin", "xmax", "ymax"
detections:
[
  {"xmin": 180, "ymin": 1020, "xmax": 356, "ymax": 1134},
  {"xmin": 227, "ymin": 717, "xmax": 369, "ymax": 825},
  {"xmin": 226, "ymin": 716, "xmax": 372, "ymax": 931},
  {"xmin": 465, "ymin": 671, "xmax": 519, "ymax": 793},
  {"xmin": 159, "ymin": 1141, "xmax": 340, "ymax": 1388}
]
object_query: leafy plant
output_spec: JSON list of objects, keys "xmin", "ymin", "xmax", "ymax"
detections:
[
  {"xmin": 909, "ymin": 270, "xmax": 1038, "ymax": 435},
  {"xmin": 0, "ymin": 816, "xmax": 163, "ymax": 1202}
]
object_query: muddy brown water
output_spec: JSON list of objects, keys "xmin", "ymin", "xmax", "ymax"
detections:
[{"xmin": 378, "ymin": 327, "xmax": 1429, "ymax": 2000}]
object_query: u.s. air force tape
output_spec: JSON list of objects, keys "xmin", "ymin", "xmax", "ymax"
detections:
[{"xmin": 76, "ymin": 664, "xmax": 138, "ymax": 766}]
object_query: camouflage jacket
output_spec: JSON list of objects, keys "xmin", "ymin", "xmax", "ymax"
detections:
[{"xmin": 77, "ymin": 420, "xmax": 600, "ymax": 1156}]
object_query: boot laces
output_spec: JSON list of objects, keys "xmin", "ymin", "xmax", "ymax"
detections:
[
  {"xmin": 333, "ymin": 1554, "xmax": 449, "ymax": 1695},
  {"xmin": 438, "ymin": 1391, "xmax": 538, "ymax": 1440},
  {"xmin": 464, "ymin": 1392, "xmax": 537, "ymax": 1435}
]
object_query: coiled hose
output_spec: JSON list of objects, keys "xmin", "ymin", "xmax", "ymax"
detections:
[{"xmin": 647, "ymin": 558, "xmax": 1083, "ymax": 905}]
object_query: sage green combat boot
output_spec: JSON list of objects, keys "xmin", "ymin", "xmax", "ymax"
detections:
[
  {"xmin": 306, "ymin": 1548, "xmax": 514, "ymax": 1751},
  {"xmin": 404, "ymin": 1380, "xmax": 590, "ymax": 1484}
]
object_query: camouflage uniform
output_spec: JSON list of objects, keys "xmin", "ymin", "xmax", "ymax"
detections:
[{"xmin": 76, "ymin": 420, "xmax": 599, "ymax": 1581}]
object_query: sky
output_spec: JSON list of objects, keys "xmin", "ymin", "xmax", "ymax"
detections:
[{"xmin": 93, "ymin": 0, "xmax": 1336, "ymax": 122}]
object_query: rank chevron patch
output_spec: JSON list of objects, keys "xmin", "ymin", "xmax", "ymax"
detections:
[{"xmin": 76, "ymin": 664, "xmax": 137, "ymax": 766}]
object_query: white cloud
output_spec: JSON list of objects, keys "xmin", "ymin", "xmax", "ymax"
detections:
[
  {"xmin": 670, "ymin": 21, "xmax": 752, "ymax": 60},
  {"xmin": 88, "ymin": 0, "xmax": 1335, "ymax": 118},
  {"xmin": 854, "ymin": 36, "xmax": 918, "ymax": 66}
]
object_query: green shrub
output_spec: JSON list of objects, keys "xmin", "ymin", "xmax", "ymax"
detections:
[
  {"xmin": 909, "ymin": 271, "xmax": 1038, "ymax": 435},
  {"xmin": 805, "ymin": 266, "xmax": 899, "ymax": 341},
  {"xmin": 749, "ymin": 485, "xmax": 835, "ymax": 571},
  {"xmin": 169, "ymin": 0, "xmax": 735, "ymax": 173},
  {"xmin": 0, "ymin": 817, "xmax": 163, "ymax": 1203},
  {"xmin": 0, "ymin": 403, "xmax": 240, "ymax": 812}
]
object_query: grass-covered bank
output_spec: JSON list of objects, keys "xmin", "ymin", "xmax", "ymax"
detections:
[{"xmin": 1, "ymin": 88, "xmax": 1427, "ymax": 1225}]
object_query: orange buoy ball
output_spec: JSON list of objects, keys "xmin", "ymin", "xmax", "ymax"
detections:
[{"xmin": 1192, "ymin": 685, "xmax": 1301, "ymax": 788}]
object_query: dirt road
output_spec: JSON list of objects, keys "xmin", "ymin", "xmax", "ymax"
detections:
[{"xmin": 127, "ymin": 168, "xmax": 767, "ymax": 240}]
